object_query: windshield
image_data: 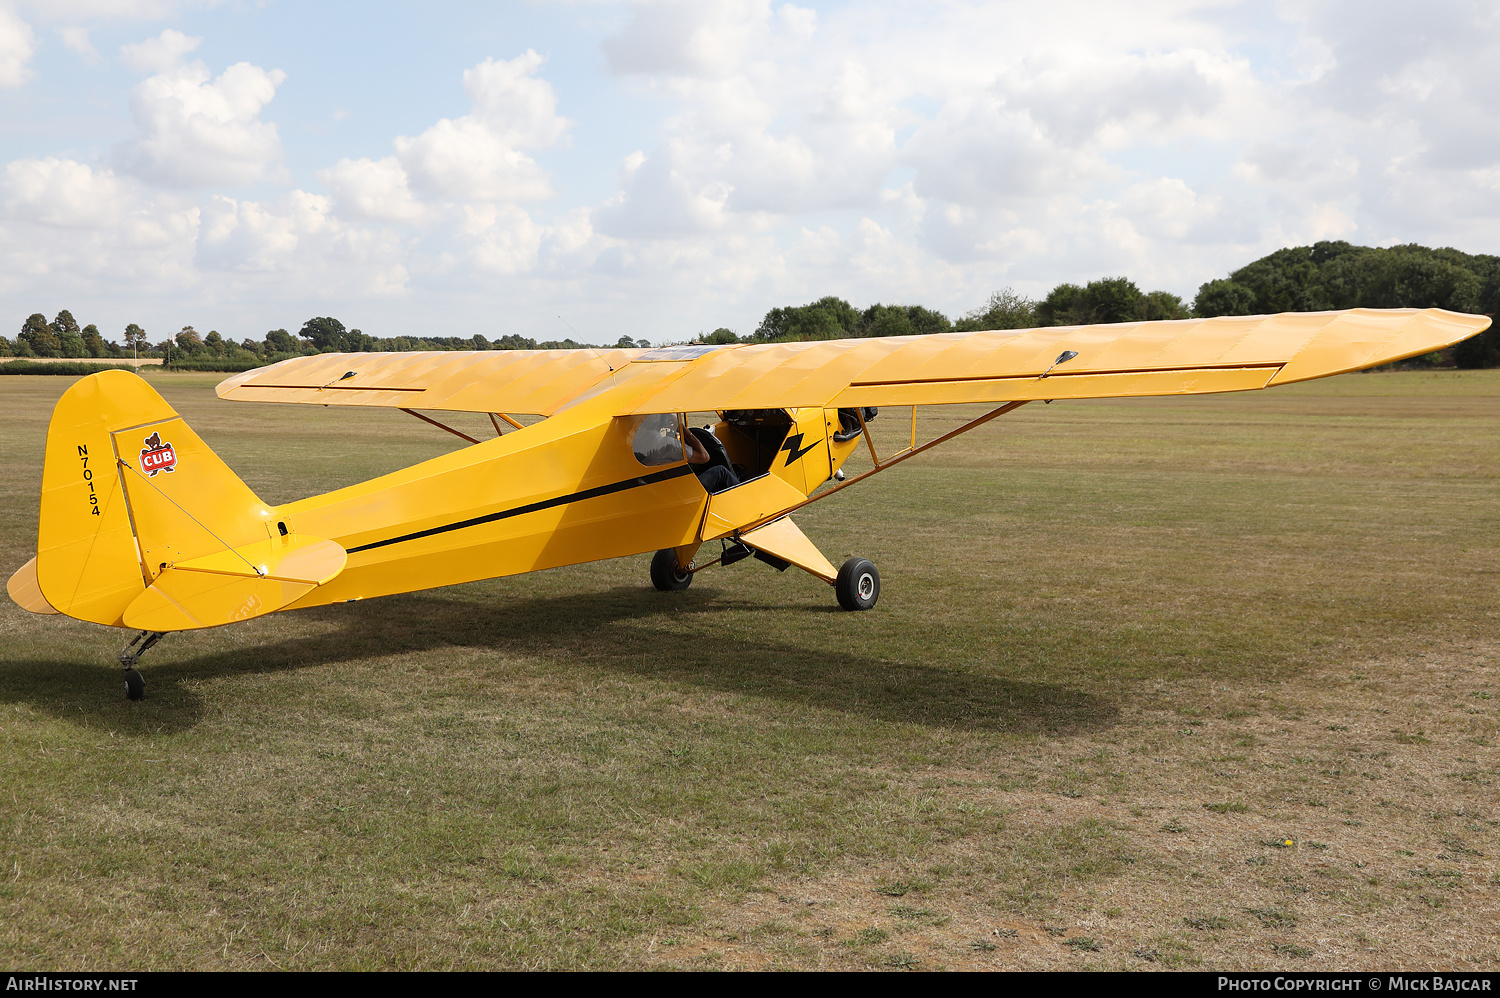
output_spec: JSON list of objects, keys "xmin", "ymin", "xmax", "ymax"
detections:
[{"xmin": 632, "ymin": 413, "xmax": 684, "ymax": 466}]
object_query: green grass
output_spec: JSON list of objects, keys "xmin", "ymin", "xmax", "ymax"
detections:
[{"xmin": 1, "ymin": 370, "xmax": 1498, "ymax": 970}]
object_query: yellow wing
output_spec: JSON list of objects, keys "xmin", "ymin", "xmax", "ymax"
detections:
[
  {"xmin": 217, "ymin": 347, "xmax": 642, "ymax": 416},
  {"xmin": 623, "ymin": 308, "xmax": 1489, "ymax": 413},
  {"xmin": 217, "ymin": 309, "xmax": 1489, "ymax": 416}
]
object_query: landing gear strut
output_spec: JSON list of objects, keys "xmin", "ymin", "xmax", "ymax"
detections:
[{"xmin": 117, "ymin": 630, "xmax": 165, "ymax": 700}]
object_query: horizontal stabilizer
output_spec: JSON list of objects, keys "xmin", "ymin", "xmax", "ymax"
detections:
[
  {"xmin": 6, "ymin": 558, "xmax": 60, "ymax": 615},
  {"xmin": 122, "ymin": 534, "xmax": 346, "ymax": 631}
]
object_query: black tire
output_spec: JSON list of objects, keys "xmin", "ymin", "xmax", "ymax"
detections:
[
  {"xmin": 123, "ymin": 668, "xmax": 145, "ymax": 701},
  {"xmin": 650, "ymin": 548, "xmax": 693, "ymax": 592},
  {"xmin": 835, "ymin": 557, "xmax": 880, "ymax": 611}
]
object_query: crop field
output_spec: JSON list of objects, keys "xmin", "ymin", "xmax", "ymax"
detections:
[{"xmin": 1, "ymin": 369, "xmax": 1497, "ymax": 971}]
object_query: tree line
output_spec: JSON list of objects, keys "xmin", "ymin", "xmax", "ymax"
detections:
[
  {"xmin": 5, "ymin": 240, "xmax": 1497, "ymax": 369},
  {"xmin": 0, "ymin": 314, "xmax": 599, "ymax": 367}
]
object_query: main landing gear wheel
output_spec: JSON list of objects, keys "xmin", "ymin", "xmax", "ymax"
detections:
[
  {"xmin": 123, "ymin": 668, "xmax": 145, "ymax": 701},
  {"xmin": 836, "ymin": 557, "xmax": 880, "ymax": 611},
  {"xmin": 650, "ymin": 548, "xmax": 693, "ymax": 592}
]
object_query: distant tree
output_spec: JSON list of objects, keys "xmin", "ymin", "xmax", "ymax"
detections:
[
  {"xmin": 20, "ymin": 313, "xmax": 58, "ymax": 356},
  {"xmin": 264, "ymin": 328, "xmax": 297, "ymax": 355},
  {"xmin": 203, "ymin": 330, "xmax": 225, "ymax": 356},
  {"xmin": 792, "ymin": 308, "xmax": 849, "ymax": 340},
  {"xmin": 1194, "ymin": 279, "xmax": 1257, "ymax": 317},
  {"xmin": 696, "ymin": 328, "xmax": 739, "ymax": 345},
  {"xmin": 1363, "ymin": 249, "xmax": 1480, "ymax": 312},
  {"xmin": 1035, "ymin": 279, "xmax": 1181, "ymax": 324},
  {"xmin": 860, "ymin": 304, "xmax": 915, "ymax": 338},
  {"xmin": 175, "ymin": 326, "xmax": 203, "ymax": 353},
  {"xmin": 1140, "ymin": 290, "xmax": 1190, "ymax": 321},
  {"xmin": 1454, "ymin": 322, "xmax": 1500, "ymax": 368},
  {"xmin": 123, "ymin": 323, "xmax": 147, "ymax": 354},
  {"xmin": 299, "ymin": 316, "xmax": 351, "ymax": 352},
  {"xmin": 492, "ymin": 334, "xmax": 538, "ymax": 350},
  {"xmin": 1227, "ymin": 247, "xmax": 1332, "ymax": 313},
  {"xmin": 1454, "ymin": 284, "xmax": 1500, "ymax": 368},
  {"xmin": 51, "ymin": 310, "xmax": 85, "ymax": 357},
  {"xmin": 615, "ymin": 335, "xmax": 637, "ymax": 348},
  {"xmin": 1082, "ymin": 278, "xmax": 1143, "ymax": 324},
  {"xmin": 637, "ymin": 339, "xmax": 652, "ymax": 348},
  {"xmin": 1308, "ymin": 239, "xmax": 1361, "ymax": 266},
  {"xmin": 754, "ymin": 306, "xmax": 796, "ymax": 341},
  {"xmin": 81, "ymin": 323, "xmax": 105, "ymax": 357},
  {"xmin": 905, "ymin": 305, "xmax": 952, "ymax": 334},
  {"xmin": 956, "ymin": 288, "xmax": 1038, "ymax": 331},
  {"xmin": 1037, "ymin": 283, "xmax": 1088, "ymax": 325},
  {"xmin": 239, "ymin": 338, "xmax": 264, "ymax": 357},
  {"xmin": 1219, "ymin": 240, "xmax": 1491, "ymax": 320},
  {"xmin": 754, "ymin": 296, "xmax": 860, "ymax": 341}
]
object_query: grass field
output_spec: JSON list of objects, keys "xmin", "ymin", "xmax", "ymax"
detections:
[{"xmin": 1, "ymin": 370, "xmax": 1496, "ymax": 971}]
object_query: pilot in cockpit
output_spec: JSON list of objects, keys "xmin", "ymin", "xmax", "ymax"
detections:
[{"xmin": 686, "ymin": 427, "xmax": 740, "ymax": 494}]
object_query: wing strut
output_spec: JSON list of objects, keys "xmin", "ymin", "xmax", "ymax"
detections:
[
  {"xmin": 743, "ymin": 400, "xmax": 1030, "ymax": 533},
  {"xmin": 400, "ymin": 408, "xmax": 481, "ymax": 444}
]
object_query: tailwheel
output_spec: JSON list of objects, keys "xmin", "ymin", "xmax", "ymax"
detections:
[
  {"xmin": 835, "ymin": 557, "xmax": 880, "ymax": 611},
  {"xmin": 650, "ymin": 548, "xmax": 693, "ymax": 592},
  {"xmin": 117, "ymin": 629, "xmax": 165, "ymax": 700}
]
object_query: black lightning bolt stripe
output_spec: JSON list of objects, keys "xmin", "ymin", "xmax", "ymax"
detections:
[
  {"xmin": 346, "ymin": 464, "xmax": 695, "ymax": 554},
  {"xmin": 780, "ymin": 432, "xmax": 820, "ymax": 466}
]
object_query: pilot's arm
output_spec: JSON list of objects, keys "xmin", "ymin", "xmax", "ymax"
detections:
[{"xmin": 685, "ymin": 431, "xmax": 708, "ymax": 466}]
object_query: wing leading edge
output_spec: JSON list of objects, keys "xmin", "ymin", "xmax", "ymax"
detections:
[{"xmin": 215, "ymin": 309, "xmax": 1489, "ymax": 417}]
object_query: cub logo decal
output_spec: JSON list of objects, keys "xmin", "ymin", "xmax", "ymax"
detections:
[{"xmin": 139, "ymin": 431, "xmax": 177, "ymax": 477}]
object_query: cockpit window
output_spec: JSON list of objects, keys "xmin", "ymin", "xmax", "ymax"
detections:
[{"xmin": 632, "ymin": 413, "xmax": 684, "ymax": 466}]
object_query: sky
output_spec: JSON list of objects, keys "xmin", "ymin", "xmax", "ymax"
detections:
[{"xmin": 1, "ymin": 0, "xmax": 1497, "ymax": 347}]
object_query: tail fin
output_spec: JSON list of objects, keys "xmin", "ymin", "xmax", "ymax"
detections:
[{"xmin": 29, "ymin": 371, "xmax": 345, "ymax": 631}]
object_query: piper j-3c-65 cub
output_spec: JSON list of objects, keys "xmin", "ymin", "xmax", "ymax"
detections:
[{"xmin": 7, "ymin": 307, "xmax": 1491, "ymax": 700}]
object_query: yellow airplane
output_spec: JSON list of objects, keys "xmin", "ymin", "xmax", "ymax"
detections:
[{"xmin": 6, "ymin": 307, "xmax": 1490, "ymax": 699}]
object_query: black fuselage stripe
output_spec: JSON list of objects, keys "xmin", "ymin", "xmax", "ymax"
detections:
[{"xmin": 346, "ymin": 463, "xmax": 696, "ymax": 554}]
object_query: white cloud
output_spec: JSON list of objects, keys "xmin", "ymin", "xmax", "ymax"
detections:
[
  {"xmin": 0, "ymin": 158, "xmax": 200, "ymax": 296},
  {"xmin": 115, "ymin": 36, "xmax": 287, "ymax": 188},
  {"xmin": 0, "ymin": 6, "xmax": 35, "ymax": 86},
  {"xmin": 196, "ymin": 191, "xmax": 408, "ymax": 296},
  {"xmin": 392, "ymin": 51, "xmax": 570, "ymax": 202},
  {"xmin": 19, "ymin": 0, "xmax": 190, "ymax": 20},
  {"xmin": 2, "ymin": 157, "xmax": 128, "ymax": 227},
  {"xmin": 58, "ymin": 26, "xmax": 97, "ymax": 61},
  {"xmin": 318, "ymin": 156, "xmax": 427, "ymax": 223},
  {"xmin": 595, "ymin": 137, "xmax": 734, "ymax": 237},
  {"xmin": 118, "ymin": 27, "xmax": 198, "ymax": 73},
  {"xmin": 7, "ymin": 0, "xmax": 1500, "ymax": 345},
  {"xmin": 459, "ymin": 203, "xmax": 542, "ymax": 275},
  {"xmin": 603, "ymin": 0, "xmax": 777, "ymax": 78}
]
